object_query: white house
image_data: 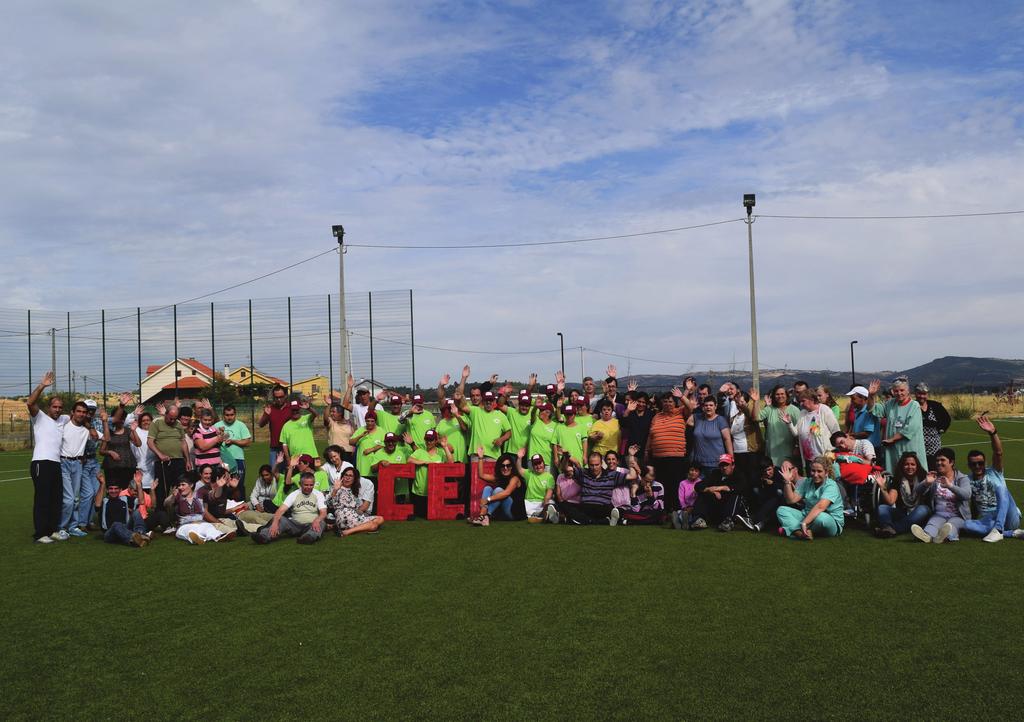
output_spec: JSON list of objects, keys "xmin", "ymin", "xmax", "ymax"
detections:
[{"xmin": 140, "ymin": 357, "xmax": 216, "ymax": 403}]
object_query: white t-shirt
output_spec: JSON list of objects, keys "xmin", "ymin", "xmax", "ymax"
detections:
[
  {"xmin": 726, "ymin": 400, "xmax": 748, "ymax": 454},
  {"xmin": 133, "ymin": 427, "xmax": 155, "ymax": 488},
  {"xmin": 358, "ymin": 478, "xmax": 375, "ymax": 508},
  {"xmin": 283, "ymin": 489, "xmax": 327, "ymax": 524},
  {"xmin": 60, "ymin": 421, "xmax": 91, "ymax": 458},
  {"xmin": 32, "ymin": 412, "xmax": 67, "ymax": 462},
  {"xmin": 323, "ymin": 460, "xmax": 354, "ymax": 484}
]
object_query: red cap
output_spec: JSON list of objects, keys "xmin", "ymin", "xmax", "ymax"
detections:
[
  {"xmin": 483, "ymin": 391, "xmax": 495, "ymax": 401},
  {"xmin": 424, "ymin": 429, "xmax": 437, "ymax": 440},
  {"xmin": 573, "ymin": 397, "xmax": 587, "ymax": 407},
  {"xmin": 384, "ymin": 432, "xmax": 397, "ymax": 442},
  {"xmin": 390, "ymin": 395, "xmax": 402, "ymax": 404},
  {"xmin": 364, "ymin": 410, "xmax": 377, "ymax": 420},
  {"xmin": 563, "ymin": 404, "xmax": 575, "ymax": 415},
  {"xmin": 530, "ymin": 453, "xmax": 544, "ymax": 464},
  {"xmin": 545, "ymin": 384, "xmax": 556, "ymax": 395},
  {"xmin": 412, "ymin": 394, "xmax": 424, "ymax": 404},
  {"xmin": 297, "ymin": 454, "xmax": 315, "ymax": 466},
  {"xmin": 518, "ymin": 394, "xmax": 531, "ymax": 405},
  {"xmin": 718, "ymin": 453, "xmax": 735, "ymax": 465}
]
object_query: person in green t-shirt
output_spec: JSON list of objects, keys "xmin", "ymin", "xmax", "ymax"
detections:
[
  {"xmin": 504, "ymin": 392, "xmax": 535, "ymax": 454},
  {"xmin": 407, "ymin": 429, "xmax": 454, "ymax": 519},
  {"xmin": 371, "ymin": 433, "xmax": 411, "ymax": 500},
  {"xmin": 752, "ymin": 386, "xmax": 800, "ymax": 467},
  {"xmin": 554, "ymin": 403, "xmax": 586, "ymax": 465},
  {"xmin": 574, "ymin": 397, "xmax": 596, "ymax": 442},
  {"xmin": 400, "ymin": 393, "xmax": 437, "ymax": 448},
  {"xmin": 435, "ymin": 399, "xmax": 469, "ymax": 463},
  {"xmin": 350, "ymin": 412, "xmax": 386, "ymax": 478},
  {"xmin": 460, "ymin": 391, "xmax": 511, "ymax": 460},
  {"xmin": 515, "ymin": 449, "xmax": 558, "ymax": 523},
  {"xmin": 528, "ymin": 402, "xmax": 558, "ymax": 470},
  {"xmin": 279, "ymin": 401, "xmax": 318, "ymax": 466},
  {"xmin": 374, "ymin": 394, "xmax": 405, "ymax": 436},
  {"xmin": 273, "ymin": 454, "xmax": 329, "ymax": 506},
  {"xmin": 213, "ymin": 404, "xmax": 253, "ymax": 491}
]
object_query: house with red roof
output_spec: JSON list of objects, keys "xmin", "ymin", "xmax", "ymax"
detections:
[{"xmin": 140, "ymin": 357, "xmax": 216, "ymax": 403}]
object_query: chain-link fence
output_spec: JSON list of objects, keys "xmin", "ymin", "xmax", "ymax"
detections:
[{"xmin": 0, "ymin": 290, "xmax": 415, "ymax": 448}]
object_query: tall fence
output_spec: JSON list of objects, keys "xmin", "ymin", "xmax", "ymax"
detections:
[{"xmin": 0, "ymin": 289, "xmax": 416, "ymax": 404}]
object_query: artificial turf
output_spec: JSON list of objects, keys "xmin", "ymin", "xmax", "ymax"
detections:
[{"xmin": 1, "ymin": 420, "xmax": 1023, "ymax": 720}]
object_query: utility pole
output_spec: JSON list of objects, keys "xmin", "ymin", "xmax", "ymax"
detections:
[
  {"xmin": 743, "ymin": 193, "xmax": 760, "ymax": 395},
  {"xmin": 332, "ymin": 225, "xmax": 350, "ymax": 405}
]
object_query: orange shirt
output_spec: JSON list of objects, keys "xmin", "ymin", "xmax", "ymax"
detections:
[{"xmin": 648, "ymin": 405, "xmax": 688, "ymax": 458}]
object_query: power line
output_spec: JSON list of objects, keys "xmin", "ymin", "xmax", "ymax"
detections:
[
  {"xmin": 345, "ymin": 218, "xmax": 746, "ymax": 249},
  {"xmin": 756, "ymin": 209, "xmax": 1024, "ymax": 220}
]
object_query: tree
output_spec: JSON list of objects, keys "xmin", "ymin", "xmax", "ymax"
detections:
[{"xmin": 200, "ymin": 374, "xmax": 239, "ymax": 406}]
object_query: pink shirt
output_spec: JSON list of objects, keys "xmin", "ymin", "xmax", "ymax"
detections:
[{"xmin": 556, "ymin": 474, "xmax": 581, "ymax": 504}]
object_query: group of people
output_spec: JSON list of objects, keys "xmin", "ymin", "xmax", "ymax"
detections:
[{"xmin": 24, "ymin": 364, "xmax": 1022, "ymax": 545}]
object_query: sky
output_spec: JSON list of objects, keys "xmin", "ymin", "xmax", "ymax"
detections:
[{"xmin": 2, "ymin": 0, "xmax": 1024, "ymax": 391}]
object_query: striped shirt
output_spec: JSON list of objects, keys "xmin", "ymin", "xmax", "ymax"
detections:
[
  {"xmin": 192, "ymin": 425, "xmax": 222, "ymax": 466},
  {"xmin": 648, "ymin": 405, "xmax": 688, "ymax": 458},
  {"xmin": 574, "ymin": 466, "xmax": 629, "ymax": 506}
]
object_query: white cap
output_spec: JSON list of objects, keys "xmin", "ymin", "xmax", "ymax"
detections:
[
  {"xmin": 845, "ymin": 385, "xmax": 869, "ymax": 398},
  {"xmin": 83, "ymin": 399, "xmax": 98, "ymax": 409}
]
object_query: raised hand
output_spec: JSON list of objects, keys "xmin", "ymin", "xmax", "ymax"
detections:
[
  {"xmin": 606, "ymin": 364, "xmax": 617, "ymax": 378},
  {"xmin": 868, "ymin": 378, "xmax": 882, "ymax": 395},
  {"xmin": 133, "ymin": 404, "xmax": 144, "ymax": 417},
  {"xmin": 517, "ymin": 447, "xmax": 526, "ymax": 458},
  {"xmin": 528, "ymin": 372, "xmax": 538, "ymax": 385},
  {"xmin": 461, "ymin": 365, "xmax": 471, "ymax": 380},
  {"xmin": 40, "ymin": 370, "xmax": 55, "ymax": 388},
  {"xmin": 476, "ymin": 446, "xmax": 485, "ymax": 457},
  {"xmin": 555, "ymin": 370, "xmax": 565, "ymax": 384},
  {"xmin": 749, "ymin": 388, "xmax": 760, "ymax": 403},
  {"xmin": 119, "ymin": 392, "xmax": 133, "ymax": 406},
  {"xmin": 780, "ymin": 411, "xmax": 792, "ymax": 425},
  {"xmin": 671, "ymin": 386, "xmax": 683, "ymax": 399},
  {"xmin": 628, "ymin": 444, "xmax": 640, "ymax": 456},
  {"xmin": 489, "ymin": 373, "xmax": 499, "ymax": 385},
  {"xmin": 263, "ymin": 404, "xmax": 272, "ymax": 416},
  {"xmin": 99, "ymin": 409, "xmax": 109, "ymax": 423},
  {"xmin": 346, "ymin": 373, "xmax": 355, "ymax": 388},
  {"xmin": 627, "ymin": 379, "xmax": 638, "ymax": 392},
  {"xmin": 977, "ymin": 414, "xmax": 996, "ymax": 435},
  {"xmin": 626, "ymin": 399, "xmax": 637, "ymax": 413},
  {"xmin": 402, "ymin": 432, "xmax": 413, "ymax": 445},
  {"xmin": 440, "ymin": 373, "xmax": 451, "ymax": 386}
]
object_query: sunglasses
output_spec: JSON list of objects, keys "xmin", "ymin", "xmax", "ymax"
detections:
[
  {"xmin": 498, "ymin": 463, "xmax": 513, "ymax": 468},
  {"xmin": 968, "ymin": 460, "xmax": 986, "ymax": 467}
]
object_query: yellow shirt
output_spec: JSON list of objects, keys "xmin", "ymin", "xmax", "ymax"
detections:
[{"xmin": 590, "ymin": 418, "xmax": 620, "ymax": 456}]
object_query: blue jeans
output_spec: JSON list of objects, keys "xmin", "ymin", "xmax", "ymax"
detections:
[
  {"xmin": 234, "ymin": 459, "xmax": 247, "ymax": 498},
  {"xmin": 483, "ymin": 485, "xmax": 514, "ymax": 520},
  {"xmin": 877, "ymin": 503, "xmax": 930, "ymax": 534},
  {"xmin": 60, "ymin": 459, "xmax": 84, "ymax": 530},
  {"xmin": 104, "ymin": 510, "xmax": 147, "ymax": 545},
  {"xmin": 269, "ymin": 447, "xmax": 282, "ymax": 471},
  {"xmin": 79, "ymin": 458, "xmax": 100, "ymax": 528},
  {"xmin": 963, "ymin": 485, "xmax": 1022, "ymax": 537}
]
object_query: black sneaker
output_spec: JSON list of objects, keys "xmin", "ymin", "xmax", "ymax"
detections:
[
  {"xmin": 734, "ymin": 514, "xmax": 754, "ymax": 531},
  {"xmin": 718, "ymin": 519, "xmax": 734, "ymax": 532}
]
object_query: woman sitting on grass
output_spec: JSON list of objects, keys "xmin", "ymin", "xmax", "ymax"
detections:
[
  {"xmin": 618, "ymin": 453, "xmax": 665, "ymax": 526},
  {"xmin": 875, "ymin": 452, "xmax": 930, "ymax": 537},
  {"xmin": 325, "ymin": 466, "xmax": 384, "ymax": 537},
  {"xmin": 470, "ymin": 448, "xmax": 525, "ymax": 526},
  {"xmin": 514, "ymin": 449, "xmax": 558, "ymax": 523},
  {"xmin": 776, "ymin": 456, "xmax": 845, "ymax": 540},
  {"xmin": 555, "ymin": 455, "xmax": 582, "ymax": 522},
  {"xmin": 910, "ymin": 447, "xmax": 971, "ymax": 544},
  {"xmin": 172, "ymin": 473, "xmax": 236, "ymax": 545}
]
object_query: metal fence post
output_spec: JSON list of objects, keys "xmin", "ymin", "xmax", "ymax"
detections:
[
  {"xmin": 136, "ymin": 307, "xmax": 142, "ymax": 400},
  {"xmin": 248, "ymin": 299, "xmax": 254, "ymax": 428},
  {"xmin": 368, "ymin": 291, "xmax": 375, "ymax": 385},
  {"xmin": 210, "ymin": 301, "xmax": 216, "ymax": 385},
  {"xmin": 101, "ymin": 309, "xmax": 107, "ymax": 402},
  {"xmin": 287, "ymin": 296, "xmax": 293, "ymax": 392},
  {"xmin": 66, "ymin": 311, "xmax": 71, "ymax": 394},
  {"xmin": 409, "ymin": 289, "xmax": 416, "ymax": 390},
  {"xmin": 327, "ymin": 294, "xmax": 334, "ymax": 394},
  {"xmin": 27, "ymin": 310, "xmax": 32, "ymax": 446},
  {"xmin": 173, "ymin": 304, "xmax": 179, "ymax": 398}
]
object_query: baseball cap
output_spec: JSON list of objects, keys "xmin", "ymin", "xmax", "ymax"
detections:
[
  {"xmin": 297, "ymin": 454, "xmax": 315, "ymax": 466},
  {"xmin": 412, "ymin": 394, "xmax": 424, "ymax": 404},
  {"xmin": 718, "ymin": 453, "xmax": 735, "ymax": 465},
  {"xmin": 384, "ymin": 432, "xmax": 397, "ymax": 443},
  {"xmin": 483, "ymin": 391, "xmax": 495, "ymax": 401},
  {"xmin": 845, "ymin": 386, "xmax": 869, "ymax": 398},
  {"xmin": 83, "ymin": 399, "xmax": 97, "ymax": 409},
  {"xmin": 530, "ymin": 453, "xmax": 544, "ymax": 464},
  {"xmin": 390, "ymin": 394, "xmax": 402, "ymax": 404},
  {"xmin": 289, "ymin": 400, "xmax": 300, "ymax": 409},
  {"xmin": 914, "ymin": 382, "xmax": 929, "ymax": 393},
  {"xmin": 563, "ymin": 404, "xmax": 575, "ymax": 415},
  {"xmin": 573, "ymin": 397, "xmax": 587, "ymax": 407},
  {"xmin": 518, "ymin": 393, "xmax": 531, "ymax": 405},
  {"xmin": 545, "ymin": 384, "xmax": 556, "ymax": 395},
  {"xmin": 537, "ymin": 401, "xmax": 552, "ymax": 412},
  {"xmin": 424, "ymin": 429, "xmax": 437, "ymax": 441},
  {"xmin": 364, "ymin": 410, "xmax": 377, "ymax": 420}
]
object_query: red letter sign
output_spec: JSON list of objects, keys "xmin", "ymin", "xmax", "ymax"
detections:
[
  {"xmin": 376, "ymin": 463, "xmax": 415, "ymax": 521},
  {"xmin": 427, "ymin": 463, "xmax": 467, "ymax": 520}
]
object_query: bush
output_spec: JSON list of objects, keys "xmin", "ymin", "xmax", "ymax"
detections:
[{"xmin": 946, "ymin": 395, "xmax": 974, "ymax": 420}]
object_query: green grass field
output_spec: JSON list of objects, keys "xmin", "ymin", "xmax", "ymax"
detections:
[{"xmin": 1, "ymin": 419, "xmax": 1023, "ymax": 719}]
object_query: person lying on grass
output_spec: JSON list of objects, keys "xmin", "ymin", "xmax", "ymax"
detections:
[
  {"xmin": 470, "ymin": 448, "xmax": 525, "ymax": 526},
  {"xmin": 325, "ymin": 466, "xmax": 384, "ymax": 538},
  {"xmin": 514, "ymin": 449, "xmax": 558, "ymax": 523},
  {"xmin": 254, "ymin": 471, "xmax": 327, "ymax": 545},
  {"xmin": 172, "ymin": 472, "xmax": 236, "ymax": 545},
  {"xmin": 776, "ymin": 456, "xmax": 845, "ymax": 540}
]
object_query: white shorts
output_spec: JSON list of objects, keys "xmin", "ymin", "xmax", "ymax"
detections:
[
  {"xmin": 176, "ymin": 522, "xmax": 224, "ymax": 543},
  {"xmin": 524, "ymin": 500, "xmax": 550, "ymax": 517}
]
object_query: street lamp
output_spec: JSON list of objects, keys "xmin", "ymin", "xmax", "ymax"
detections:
[
  {"xmin": 556, "ymin": 332, "xmax": 565, "ymax": 377},
  {"xmin": 332, "ymin": 225, "xmax": 349, "ymax": 406},
  {"xmin": 743, "ymin": 193, "xmax": 760, "ymax": 395},
  {"xmin": 850, "ymin": 340, "xmax": 858, "ymax": 388}
]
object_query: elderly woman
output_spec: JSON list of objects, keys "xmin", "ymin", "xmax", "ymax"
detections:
[
  {"xmin": 914, "ymin": 383, "xmax": 950, "ymax": 470},
  {"xmin": 872, "ymin": 378, "xmax": 928, "ymax": 475},
  {"xmin": 752, "ymin": 385, "xmax": 799, "ymax": 466},
  {"xmin": 688, "ymin": 396, "xmax": 733, "ymax": 478},
  {"xmin": 795, "ymin": 389, "xmax": 840, "ymax": 470},
  {"xmin": 776, "ymin": 456, "xmax": 845, "ymax": 540},
  {"xmin": 875, "ymin": 452, "xmax": 931, "ymax": 537},
  {"xmin": 325, "ymin": 466, "xmax": 384, "ymax": 537}
]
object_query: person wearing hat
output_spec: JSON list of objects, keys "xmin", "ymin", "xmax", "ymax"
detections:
[
  {"xmin": 273, "ymin": 454, "xmax": 329, "ymax": 507},
  {"xmin": 553, "ymin": 403, "xmax": 586, "ymax": 466},
  {"xmin": 350, "ymin": 411, "xmax": 386, "ymax": 478},
  {"xmin": 371, "ymin": 432, "xmax": 412, "ymax": 501},
  {"xmin": 459, "ymin": 389, "xmax": 511, "ymax": 462},
  {"xmin": 514, "ymin": 448, "xmax": 558, "ymax": 523},
  {"xmin": 690, "ymin": 453, "xmax": 744, "ymax": 531},
  {"xmin": 913, "ymin": 383, "xmax": 950, "ymax": 470},
  {"xmin": 503, "ymin": 391, "xmax": 534, "ymax": 455},
  {"xmin": 528, "ymin": 401, "xmax": 558, "ymax": 470},
  {"xmin": 279, "ymin": 398, "xmax": 318, "ymax": 468},
  {"xmin": 572, "ymin": 395, "xmax": 596, "ymax": 441},
  {"xmin": 435, "ymin": 399, "xmax": 469, "ymax": 464},
  {"xmin": 408, "ymin": 429, "xmax": 454, "ymax": 518},
  {"xmin": 374, "ymin": 392, "xmax": 405, "ymax": 436},
  {"xmin": 844, "ymin": 385, "xmax": 881, "ymax": 449},
  {"xmin": 399, "ymin": 393, "xmax": 437, "ymax": 449}
]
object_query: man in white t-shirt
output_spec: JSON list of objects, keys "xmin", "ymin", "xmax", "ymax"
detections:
[
  {"xmin": 58, "ymin": 398, "xmax": 95, "ymax": 538},
  {"xmin": 252, "ymin": 472, "xmax": 327, "ymax": 545},
  {"xmin": 27, "ymin": 372, "xmax": 66, "ymax": 543}
]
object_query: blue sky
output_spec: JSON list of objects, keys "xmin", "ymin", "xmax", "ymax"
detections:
[{"xmin": 1, "ymin": 0, "xmax": 1023, "ymax": 390}]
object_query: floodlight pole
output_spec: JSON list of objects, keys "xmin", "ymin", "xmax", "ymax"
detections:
[
  {"xmin": 556, "ymin": 332, "xmax": 564, "ymax": 377},
  {"xmin": 333, "ymin": 225, "xmax": 350, "ymax": 406},
  {"xmin": 743, "ymin": 194, "xmax": 760, "ymax": 395},
  {"xmin": 850, "ymin": 340, "xmax": 858, "ymax": 387}
]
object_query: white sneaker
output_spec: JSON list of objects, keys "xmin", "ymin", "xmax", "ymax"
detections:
[
  {"xmin": 35, "ymin": 535, "xmax": 55, "ymax": 544},
  {"xmin": 163, "ymin": 526, "xmax": 177, "ymax": 535},
  {"xmin": 935, "ymin": 522, "xmax": 954, "ymax": 544},
  {"xmin": 52, "ymin": 529, "xmax": 70, "ymax": 541},
  {"xmin": 545, "ymin": 505, "xmax": 559, "ymax": 524},
  {"xmin": 609, "ymin": 508, "xmax": 620, "ymax": 526},
  {"xmin": 1012, "ymin": 529, "xmax": 1024, "ymax": 539},
  {"xmin": 910, "ymin": 524, "xmax": 931, "ymax": 543},
  {"xmin": 983, "ymin": 528, "xmax": 1004, "ymax": 543}
]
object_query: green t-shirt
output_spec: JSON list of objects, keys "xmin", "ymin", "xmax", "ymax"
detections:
[
  {"xmin": 409, "ymin": 447, "xmax": 444, "ymax": 496},
  {"xmin": 504, "ymin": 408, "xmax": 534, "ymax": 454},
  {"xmin": 528, "ymin": 419, "xmax": 558, "ymax": 468},
  {"xmin": 557, "ymin": 423, "xmax": 586, "ymax": 464},
  {"xmin": 796, "ymin": 478, "xmax": 846, "ymax": 528},
  {"xmin": 149, "ymin": 418, "xmax": 184, "ymax": 459},
  {"xmin": 213, "ymin": 419, "xmax": 251, "ymax": 462},
  {"xmin": 351, "ymin": 426, "xmax": 386, "ymax": 477},
  {"xmin": 272, "ymin": 469, "xmax": 329, "ymax": 506},
  {"xmin": 435, "ymin": 418, "xmax": 468, "ymax": 463},
  {"xmin": 373, "ymin": 446, "xmax": 410, "ymax": 497},
  {"xmin": 375, "ymin": 409, "xmax": 401, "ymax": 436},
  {"xmin": 403, "ymin": 411, "xmax": 437, "ymax": 448},
  {"xmin": 522, "ymin": 469, "xmax": 555, "ymax": 502},
  {"xmin": 576, "ymin": 415, "xmax": 595, "ymax": 440},
  {"xmin": 279, "ymin": 414, "xmax": 318, "ymax": 459},
  {"xmin": 465, "ymin": 406, "xmax": 511, "ymax": 459}
]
